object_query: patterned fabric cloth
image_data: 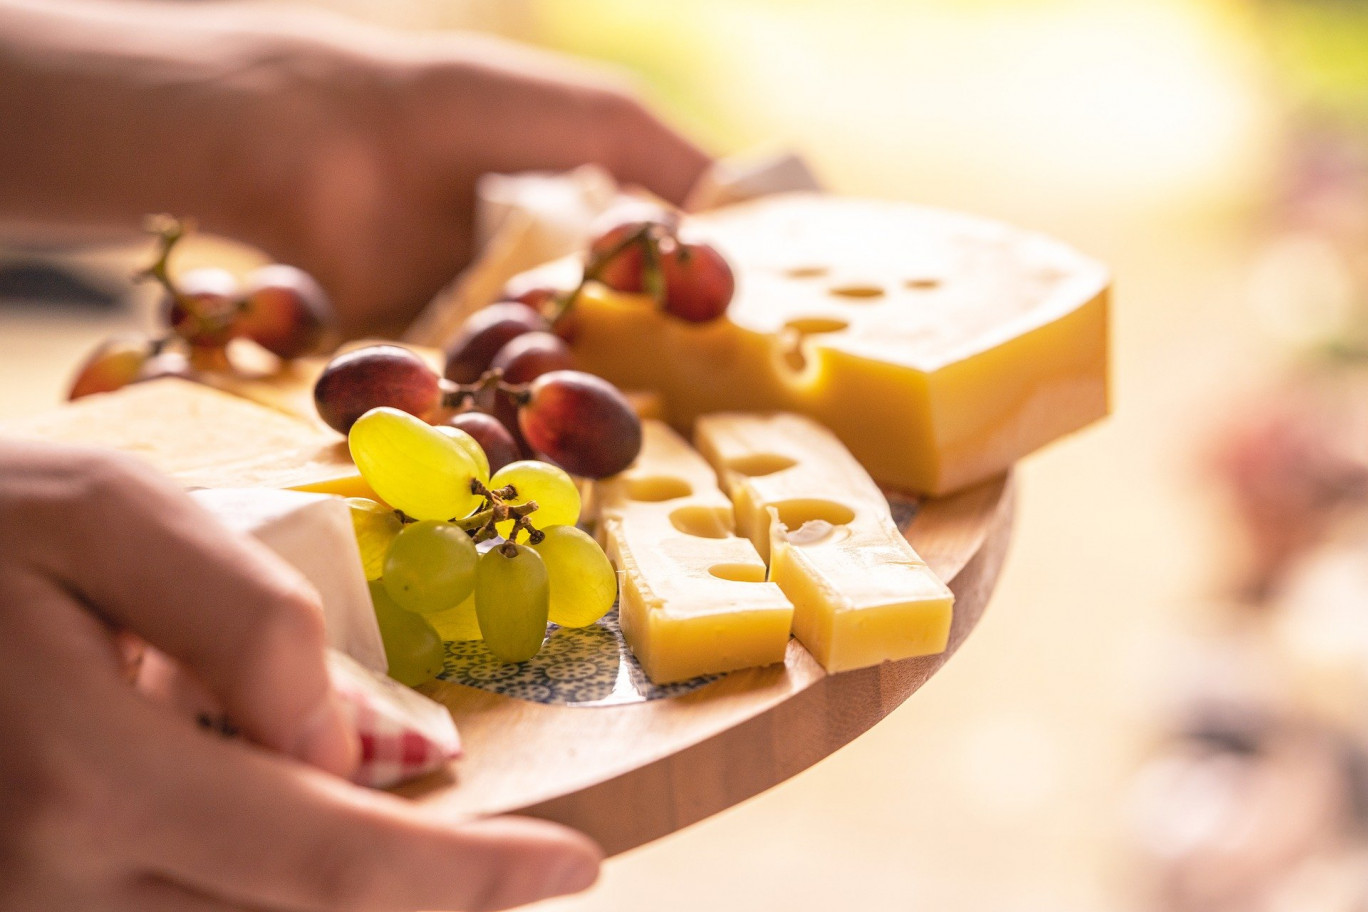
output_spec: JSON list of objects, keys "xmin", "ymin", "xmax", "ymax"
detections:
[{"xmin": 326, "ymin": 650, "xmax": 462, "ymax": 789}]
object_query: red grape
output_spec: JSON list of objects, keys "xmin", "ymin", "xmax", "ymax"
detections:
[
  {"xmin": 490, "ymin": 331, "xmax": 574, "ymax": 384},
  {"xmin": 587, "ymin": 222, "xmax": 651, "ymax": 293},
  {"xmin": 239, "ymin": 264, "xmax": 334, "ymax": 358},
  {"xmin": 661, "ymin": 242, "xmax": 734, "ymax": 323},
  {"xmin": 314, "ymin": 344, "xmax": 441, "ymax": 434},
  {"xmin": 165, "ymin": 267, "xmax": 242, "ymax": 347},
  {"xmin": 508, "ymin": 286, "xmax": 558, "ymax": 313},
  {"xmin": 492, "ymin": 393, "xmax": 535, "ymax": 460},
  {"xmin": 517, "ymin": 370, "xmax": 642, "ymax": 478},
  {"xmin": 443, "ymin": 302, "xmax": 549, "ymax": 383},
  {"xmin": 68, "ymin": 335, "xmax": 155, "ymax": 400},
  {"xmin": 443, "ymin": 411, "xmax": 521, "ymax": 474}
]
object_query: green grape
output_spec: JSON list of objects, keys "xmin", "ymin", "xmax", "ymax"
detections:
[
  {"xmin": 436, "ymin": 425, "xmax": 490, "ymax": 486},
  {"xmin": 489, "ymin": 460, "xmax": 581, "ymax": 538},
  {"xmin": 348, "ymin": 407, "xmax": 482, "ymax": 521},
  {"xmin": 532, "ymin": 525, "xmax": 618, "ymax": 628},
  {"xmin": 369, "ymin": 581, "xmax": 445, "ymax": 686},
  {"xmin": 475, "ymin": 544, "xmax": 549, "ymax": 663},
  {"xmin": 345, "ymin": 497, "xmax": 402, "ymax": 581},
  {"xmin": 426, "ymin": 592, "xmax": 483, "ymax": 642},
  {"xmin": 383, "ymin": 520, "xmax": 478, "ymax": 615}
]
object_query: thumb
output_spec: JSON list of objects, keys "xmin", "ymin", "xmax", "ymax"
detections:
[{"xmin": 23, "ymin": 444, "xmax": 358, "ymax": 776}]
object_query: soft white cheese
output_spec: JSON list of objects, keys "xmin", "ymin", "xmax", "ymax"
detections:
[{"xmin": 191, "ymin": 488, "xmax": 387, "ymax": 673}]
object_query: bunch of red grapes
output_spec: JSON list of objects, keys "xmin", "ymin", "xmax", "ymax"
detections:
[
  {"xmin": 313, "ymin": 212, "xmax": 736, "ymax": 480},
  {"xmin": 68, "ymin": 217, "xmax": 335, "ymax": 400},
  {"xmin": 581, "ymin": 212, "xmax": 735, "ymax": 323},
  {"xmin": 314, "ymin": 337, "xmax": 642, "ymax": 480}
]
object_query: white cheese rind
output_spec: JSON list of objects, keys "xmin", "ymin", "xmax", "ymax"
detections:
[{"xmin": 192, "ymin": 488, "xmax": 388, "ymax": 673}]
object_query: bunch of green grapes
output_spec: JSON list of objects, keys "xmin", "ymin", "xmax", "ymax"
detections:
[{"xmin": 344, "ymin": 407, "xmax": 618, "ymax": 679}]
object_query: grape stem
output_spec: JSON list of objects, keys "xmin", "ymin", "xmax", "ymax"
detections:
[
  {"xmin": 134, "ymin": 214, "xmax": 248, "ymax": 332},
  {"xmin": 135, "ymin": 214, "xmax": 189, "ymax": 300},
  {"xmin": 545, "ymin": 216, "xmax": 680, "ymax": 326},
  {"xmin": 440, "ymin": 370, "xmax": 531, "ymax": 410},
  {"xmin": 462, "ymin": 479, "xmax": 546, "ymax": 550}
]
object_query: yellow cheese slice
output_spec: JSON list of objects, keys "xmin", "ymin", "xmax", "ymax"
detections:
[
  {"xmin": 513, "ymin": 192, "xmax": 1109, "ymax": 496},
  {"xmin": 596, "ymin": 421, "xmax": 794, "ymax": 684},
  {"xmin": 0, "ymin": 379, "xmax": 373, "ymax": 497},
  {"xmin": 694, "ymin": 412, "xmax": 953, "ymax": 673}
]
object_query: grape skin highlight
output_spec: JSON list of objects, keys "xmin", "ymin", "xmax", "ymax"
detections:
[
  {"xmin": 349, "ymin": 407, "xmax": 482, "ymax": 522},
  {"xmin": 475, "ymin": 544, "xmax": 550, "ymax": 663},
  {"xmin": 533, "ymin": 525, "xmax": 618, "ymax": 628},
  {"xmin": 489, "ymin": 460, "xmax": 581, "ymax": 538},
  {"xmin": 382, "ymin": 520, "xmax": 479, "ymax": 615}
]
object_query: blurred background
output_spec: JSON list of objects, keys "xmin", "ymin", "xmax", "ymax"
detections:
[{"xmin": 7, "ymin": 0, "xmax": 1368, "ymax": 909}]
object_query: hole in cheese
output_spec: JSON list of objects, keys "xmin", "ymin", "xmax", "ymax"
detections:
[
  {"xmin": 772, "ymin": 498, "xmax": 856, "ymax": 530},
  {"xmin": 778, "ymin": 318, "xmax": 849, "ymax": 374},
  {"xmin": 784, "ymin": 317, "xmax": 849, "ymax": 336},
  {"xmin": 625, "ymin": 476, "xmax": 692, "ymax": 502},
  {"xmin": 784, "ymin": 265, "xmax": 828, "ymax": 279},
  {"xmin": 669, "ymin": 505, "xmax": 730, "ymax": 539},
  {"xmin": 828, "ymin": 283, "xmax": 885, "ymax": 299},
  {"xmin": 785, "ymin": 519, "xmax": 850, "ymax": 547},
  {"xmin": 725, "ymin": 453, "xmax": 797, "ymax": 478},
  {"xmin": 708, "ymin": 563, "xmax": 767, "ymax": 583}
]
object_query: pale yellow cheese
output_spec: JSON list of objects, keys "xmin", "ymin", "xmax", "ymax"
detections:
[
  {"xmin": 0, "ymin": 379, "xmax": 374, "ymax": 497},
  {"xmin": 694, "ymin": 412, "xmax": 953, "ymax": 673},
  {"xmin": 512, "ymin": 192, "xmax": 1109, "ymax": 496},
  {"xmin": 596, "ymin": 421, "xmax": 793, "ymax": 684}
]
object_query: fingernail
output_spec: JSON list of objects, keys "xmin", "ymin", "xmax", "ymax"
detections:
[{"xmin": 293, "ymin": 693, "xmax": 359, "ymax": 778}]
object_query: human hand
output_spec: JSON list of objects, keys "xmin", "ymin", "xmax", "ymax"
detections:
[
  {"xmin": 0, "ymin": 438, "xmax": 601, "ymax": 911},
  {"xmin": 214, "ymin": 16, "xmax": 712, "ymax": 337}
]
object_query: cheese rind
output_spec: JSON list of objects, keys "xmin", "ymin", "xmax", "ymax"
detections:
[
  {"xmin": 695, "ymin": 412, "xmax": 954, "ymax": 673},
  {"xmin": 596, "ymin": 421, "xmax": 793, "ymax": 684},
  {"xmin": 191, "ymin": 488, "xmax": 388, "ymax": 673},
  {"xmin": 513, "ymin": 193, "xmax": 1109, "ymax": 495}
]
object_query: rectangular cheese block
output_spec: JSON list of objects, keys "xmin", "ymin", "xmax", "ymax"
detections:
[
  {"xmin": 514, "ymin": 193, "xmax": 1109, "ymax": 496},
  {"xmin": 0, "ymin": 379, "xmax": 374, "ymax": 497},
  {"xmin": 694, "ymin": 412, "xmax": 954, "ymax": 673},
  {"xmin": 190, "ymin": 488, "xmax": 387, "ymax": 673},
  {"xmin": 596, "ymin": 421, "xmax": 794, "ymax": 684}
]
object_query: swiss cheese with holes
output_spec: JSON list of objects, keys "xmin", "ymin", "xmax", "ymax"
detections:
[
  {"xmin": 695, "ymin": 412, "xmax": 954, "ymax": 673},
  {"xmin": 596, "ymin": 421, "xmax": 794, "ymax": 684},
  {"xmin": 512, "ymin": 192, "xmax": 1109, "ymax": 496}
]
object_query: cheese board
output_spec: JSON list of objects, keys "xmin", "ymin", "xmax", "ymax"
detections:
[{"xmin": 402, "ymin": 471, "xmax": 1013, "ymax": 856}]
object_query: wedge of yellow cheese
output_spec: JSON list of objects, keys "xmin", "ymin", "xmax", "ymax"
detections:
[
  {"xmin": 596, "ymin": 421, "xmax": 794, "ymax": 684},
  {"xmin": 694, "ymin": 412, "xmax": 954, "ymax": 673},
  {"xmin": 512, "ymin": 192, "xmax": 1109, "ymax": 496},
  {"xmin": 0, "ymin": 379, "xmax": 373, "ymax": 497}
]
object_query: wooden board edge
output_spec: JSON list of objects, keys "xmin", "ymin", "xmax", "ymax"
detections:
[{"xmin": 511, "ymin": 474, "xmax": 1017, "ymax": 855}]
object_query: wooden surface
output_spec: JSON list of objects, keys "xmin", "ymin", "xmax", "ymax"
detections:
[{"xmin": 405, "ymin": 471, "xmax": 1015, "ymax": 855}]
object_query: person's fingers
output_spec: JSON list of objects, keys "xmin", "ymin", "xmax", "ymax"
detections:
[
  {"xmin": 10, "ymin": 443, "xmax": 356, "ymax": 777},
  {"xmin": 600, "ymin": 97, "xmax": 712, "ymax": 207},
  {"xmin": 123, "ymin": 878, "xmax": 272, "ymax": 912},
  {"xmin": 127, "ymin": 701, "xmax": 600, "ymax": 912},
  {"xmin": 422, "ymin": 52, "xmax": 711, "ymax": 207}
]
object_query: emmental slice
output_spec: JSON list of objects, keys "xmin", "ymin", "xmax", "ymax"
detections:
[
  {"xmin": 694, "ymin": 412, "xmax": 954, "ymax": 673},
  {"xmin": 596, "ymin": 421, "xmax": 794, "ymax": 684},
  {"xmin": 0, "ymin": 379, "xmax": 374, "ymax": 497}
]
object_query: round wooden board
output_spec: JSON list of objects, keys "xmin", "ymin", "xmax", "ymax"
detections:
[{"xmin": 401, "ymin": 472, "xmax": 1016, "ymax": 855}]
